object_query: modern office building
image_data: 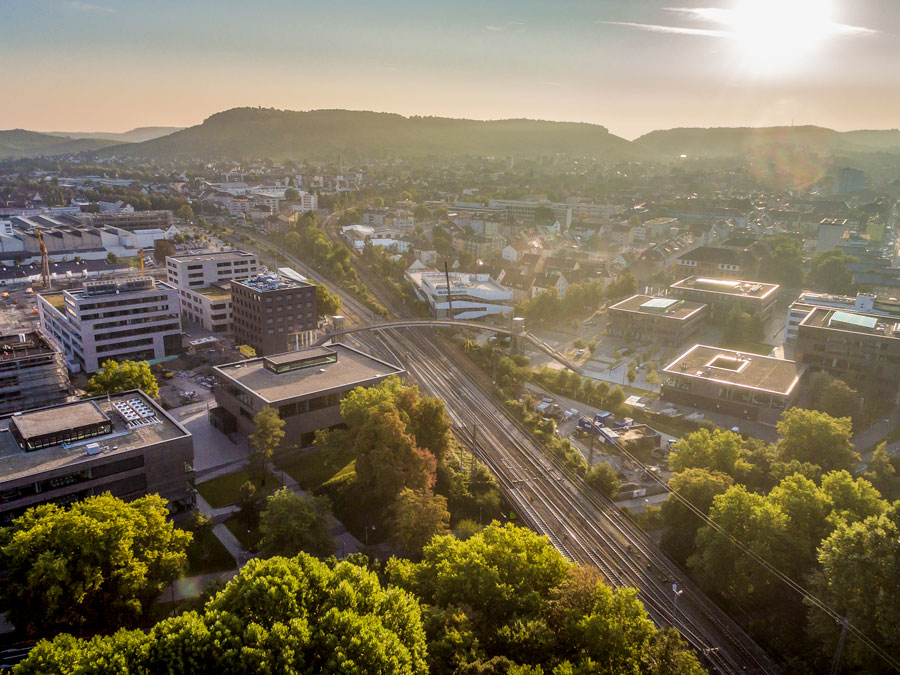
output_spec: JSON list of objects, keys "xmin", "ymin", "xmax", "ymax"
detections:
[
  {"xmin": 231, "ymin": 270, "xmax": 317, "ymax": 356},
  {"xmin": 212, "ymin": 344, "xmax": 404, "ymax": 446},
  {"xmin": 0, "ymin": 390, "xmax": 194, "ymax": 523},
  {"xmin": 608, "ymin": 295, "xmax": 707, "ymax": 347},
  {"xmin": 795, "ymin": 307, "xmax": 900, "ymax": 389},
  {"xmin": 661, "ymin": 344, "xmax": 806, "ymax": 423},
  {"xmin": 406, "ymin": 269, "xmax": 513, "ymax": 320},
  {"xmin": 166, "ymin": 251, "xmax": 259, "ymax": 333},
  {"xmin": 0, "ymin": 332, "xmax": 69, "ymax": 416},
  {"xmin": 785, "ymin": 291, "xmax": 900, "ymax": 341},
  {"xmin": 38, "ymin": 277, "xmax": 181, "ymax": 373},
  {"xmin": 669, "ymin": 276, "xmax": 780, "ymax": 321}
]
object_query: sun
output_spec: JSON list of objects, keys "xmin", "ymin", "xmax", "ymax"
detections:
[{"xmin": 730, "ymin": 0, "xmax": 835, "ymax": 72}]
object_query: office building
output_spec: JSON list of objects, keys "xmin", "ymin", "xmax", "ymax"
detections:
[
  {"xmin": 0, "ymin": 390, "xmax": 194, "ymax": 523},
  {"xmin": 0, "ymin": 332, "xmax": 69, "ymax": 416},
  {"xmin": 166, "ymin": 251, "xmax": 259, "ymax": 333},
  {"xmin": 669, "ymin": 276, "xmax": 779, "ymax": 321},
  {"xmin": 70, "ymin": 210, "xmax": 174, "ymax": 231},
  {"xmin": 608, "ymin": 295, "xmax": 707, "ymax": 347},
  {"xmin": 785, "ymin": 291, "xmax": 900, "ymax": 341},
  {"xmin": 795, "ymin": 307, "xmax": 900, "ymax": 389},
  {"xmin": 231, "ymin": 270, "xmax": 317, "ymax": 357},
  {"xmin": 406, "ymin": 269, "xmax": 513, "ymax": 320},
  {"xmin": 661, "ymin": 345, "xmax": 805, "ymax": 423},
  {"xmin": 212, "ymin": 344, "xmax": 404, "ymax": 446},
  {"xmin": 38, "ymin": 277, "xmax": 181, "ymax": 373}
]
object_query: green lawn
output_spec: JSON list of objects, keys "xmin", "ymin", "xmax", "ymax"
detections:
[
  {"xmin": 196, "ymin": 469, "xmax": 281, "ymax": 509},
  {"xmin": 225, "ymin": 515, "xmax": 261, "ymax": 552},
  {"xmin": 183, "ymin": 528, "xmax": 235, "ymax": 576},
  {"xmin": 275, "ymin": 446, "xmax": 355, "ymax": 490}
]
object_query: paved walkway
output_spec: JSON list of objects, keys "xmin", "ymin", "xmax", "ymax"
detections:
[{"xmin": 852, "ymin": 406, "xmax": 899, "ymax": 456}]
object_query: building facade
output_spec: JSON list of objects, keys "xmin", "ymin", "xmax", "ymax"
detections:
[
  {"xmin": 166, "ymin": 251, "xmax": 259, "ymax": 333},
  {"xmin": 0, "ymin": 332, "xmax": 69, "ymax": 416},
  {"xmin": 212, "ymin": 344, "xmax": 404, "ymax": 446},
  {"xmin": 231, "ymin": 271, "xmax": 317, "ymax": 356},
  {"xmin": 74, "ymin": 210, "xmax": 174, "ymax": 231},
  {"xmin": 406, "ymin": 269, "xmax": 513, "ymax": 320},
  {"xmin": 669, "ymin": 276, "xmax": 779, "ymax": 322},
  {"xmin": 38, "ymin": 277, "xmax": 181, "ymax": 373},
  {"xmin": 608, "ymin": 295, "xmax": 707, "ymax": 347},
  {"xmin": 0, "ymin": 390, "xmax": 194, "ymax": 523}
]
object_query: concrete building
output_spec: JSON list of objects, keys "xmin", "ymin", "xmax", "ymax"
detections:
[
  {"xmin": 0, "ymin": 390, "xmax": 194, "ymax": 523},
  {"xmin": 661, "ymin": 344, "xmax": 806, "ymax": 423},
  {"xmin": 231, "ymin": 270, "xmax": 317, "ymax": 357},
  {"xmin": 669, "ymin": 276, "xmax": 779, "ymax": 321},
  {"xmin": 608, "ymin": 295, "xmax": 707, "ymax": 347},
  {"xmin": 785, "ymin": 291, "xmax": 900, "ymax": 341},
  {"xmin": 407, "ymin": 269, "xmax": 513, "ymax": 320},
  {"xmin": 38, "ymin": 277, "xmax": 181, "ymax": 373},
  {"xmin": 835, "ymin": 168, "xmax": 866, "ymax": 195},
  {"xmin": 488, "ymin": 199, "xmax": 574, "ymax": 227},
  {"xmin": 72, "ymin": 210, "xmax": 174, "ymax": 231},
  {"xmin": 212, "ymin": 344, "xmax": 404, "ymax": 446},
  {"xmin": 166, "ymin": 251, "xmax": 259, "ymax": 333},
  {"xmin": 452, "ymin": 233, "xmax": 505, "ymax": 259},
  {"xmin": 816, "ymin": 219, "xmax": 849, "ymax": 252},
  {"xmin": 674, "ymin": 246, "xmax": 757, "ymax": 280},
  {"xmin": 0, "ymin": 332, "xmax": 69, "ymax": 416},
  {"xmin": 795, "ymin": 307, "xmax": 900, "ymax": 390},
  {"xmin": 632, "ymin": 217, "xmax": 678, "ymax": 244}
]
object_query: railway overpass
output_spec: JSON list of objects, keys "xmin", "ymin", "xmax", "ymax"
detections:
[{"xmin": 313, "ymin": 319, "xmax": 581, "ymax": 373}]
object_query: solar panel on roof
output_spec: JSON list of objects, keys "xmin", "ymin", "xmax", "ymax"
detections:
[{"xmin": 829, "ymin": 311, "xmax": 878, "ymax": 331}]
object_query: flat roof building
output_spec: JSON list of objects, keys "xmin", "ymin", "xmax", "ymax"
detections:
[
  {"xmin": 231, "ymin": 269, "xmax": 317, "ymax": 357},
  {"xmin": 38, "ymin": 276, "xmax": 181, "ymax": 373},
  {"xmin": 608, "ymin": 295, "xmax": 707, "ymax": 347},
  {"xmin": 795, "ymin": 306, "xmax": 900, "ymax": 389},
  {"xmin": 166, "ymin": 250, "xmax": 259, "ymax": 333},
  {"xmin": 669, "ymin": 276, "xmax": 780, "ymax": 321},
  {"xmin": 407, "ymin": 269, "xmax": 513, "ymax": 320},
  {"xmin": 212, "ymin": 344, "xmax": 404, "ymax": 446},
  {"xmin": 661, "ymin": 344, "xmax": 805, "ymax": 423},
  {"xmin": 785, "ymin": 291, "xmax": 900, "ymax": 341},
  {"xmin": 0, "ymin": 332, "xmax": 69, "ymax": 416},
  {"xmin": 0, "ymin": 390, "xmax": 194, "ymax": 523}
]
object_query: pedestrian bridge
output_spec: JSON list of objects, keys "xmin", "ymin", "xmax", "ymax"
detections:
[{"xmin": 313, "ymin": 319, "xmax": 580, "ymax": 372}]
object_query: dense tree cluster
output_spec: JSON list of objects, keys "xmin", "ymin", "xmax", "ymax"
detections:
[
  {"xmin": 517, "ymin": 274, "xmax": 636, "ymax": 326},
  {"xmin": 86, "ymin": 359, "xmax": 159, "ymax": 398}
]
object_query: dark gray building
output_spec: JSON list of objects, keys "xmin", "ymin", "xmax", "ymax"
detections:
[
  {"xmin": 231, "ymin": 270, "xmax": 317, "ymax": 356},
  {"xmin": 0, "ymin": 331, "xmax": 69, "ymax": 416}
]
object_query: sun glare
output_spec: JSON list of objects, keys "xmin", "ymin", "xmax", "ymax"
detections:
[{"xmin": 731, "ymin": 0, "xmax": 835, "ymax": 72}]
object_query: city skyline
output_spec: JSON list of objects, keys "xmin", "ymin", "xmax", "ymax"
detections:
[{"xmin": 1, "ymin": 0, "xmax": 898, "ymax": 139}]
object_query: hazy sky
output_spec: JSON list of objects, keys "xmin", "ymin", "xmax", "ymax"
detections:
[{"xmin": 1, "ymin": 0, "xmax": 898, "ymax": 139}]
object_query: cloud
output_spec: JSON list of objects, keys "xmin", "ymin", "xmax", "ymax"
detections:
[
  {"xmin": 67, "ymin": 1, "xmax": 116, "ymax": 12},
  {"xmin": 600, "ymin": 21, "xmax": 728, "ymax": 38},
  {"xmin": 485, "ymin": 25, "xmax": 505, "ymax": 32}
]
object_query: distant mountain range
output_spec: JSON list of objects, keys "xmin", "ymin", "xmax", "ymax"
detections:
[{"xmin": 2, "ymin": 108, "xmax": 899, "ymax": 162}]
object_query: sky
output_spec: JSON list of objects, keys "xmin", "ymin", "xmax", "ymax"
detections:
[{"xmin": 1, "ymin": 0, "xmax": 898, "ymax": 140}]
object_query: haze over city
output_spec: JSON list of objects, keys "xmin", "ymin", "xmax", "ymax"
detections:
[{"xmin": 2, "ymin": 0, "xmax": 899, "ymax": 138}]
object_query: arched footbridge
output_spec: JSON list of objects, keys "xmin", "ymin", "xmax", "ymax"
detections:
[{"xmin": 313, "ymin": 319, "xmax": 581, "ymax": 373}]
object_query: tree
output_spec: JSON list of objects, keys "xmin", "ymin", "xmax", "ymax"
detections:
[
  {"xmin": 17, "ymin": 554, "xmax": 429, "ymax": 674},
  {"xmin": 258, "ymin": 487, "xmax": 334, "ymax": 558},
  {"xmin": 605, "ymin": 385, "xmax": 626, "ymax": 411},
  {"xmin": 661, "ymin": 468, "xmax": 733, "ymax": 563},
  {"xmin": 864, "ymin": 443, "xmax": 899, "ymax": 499},
  {"xmin": 626, "ymin": 362, "xmax": 637, "ymax": 385},
  {"xmin": 175, "ymin": 204, "xmax": 194, "ymax": 221},
  {"xmin": 153, "ymin": 238, "xmax": 176, "ymax": 263},
  {"xmin": 669, "ymin": 428, "xmax": 745, "ymax": 477},
  {"xmin": 776, "ymin": 408, "xmax": 857, "ymax": 475},
  {"xmin": 809, "ymin": 373, "xmax": 862, "ymax": 425},
  {"xmin": 646, "ymin": 369, "xmax": 660, "ymax": 391},
  {"xmin": 316, "ymin": 283, "xmax": 341, "ymax": 318},
  {"xmin": 533, "ymin": 205, "xmax": 555, "ymax": 225},
  {"xmin": 808, "ymin": 502, "xmax": 900, "ymax": 672},
  {"xmin": 249, "ymin": 407, "xmax": 285, "ymax": 484},
  {"xmin": 809, "ymin": 249, "xmax": 856, "ymax": 294},
  {"xmin": 391, "ymin": 488, "xmax": 450, "ymax": 556},
  {"xmin": 372, "ymin": 196, "xmax": 385, "ymax": 207},
  {"xmin": 106, "ymin": 251, "xmax": 118, "ymax": 263},
  {"xmin": 86, "ymin": 359, "xmax": 159, "ymax": 398},
  {"xmin": 284, "ymin": 187, "xmax": 300, "ymax": 202},
  {"xmin": 756, "ymin": 234, "xmax": 804, "ymax": 286},
  {"xmin": 0, "ymin": 494, "xmax": 190, "ymax": 635},
  {"xmin": 585, "ymin": 462, "xmax": 620, "ymax": 498}
]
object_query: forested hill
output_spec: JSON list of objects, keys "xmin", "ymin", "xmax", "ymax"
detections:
[
  {"xmin": 98, "ymin": 107, "xmax": 638, "ymax": 161},
  {"xmin": 0, "ymin": 129, "xmax": 118, "ymax": 159}
]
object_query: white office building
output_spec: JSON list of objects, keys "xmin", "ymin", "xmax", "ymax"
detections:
[
  {"xmin": 785, "ymin": 291, "xmax": 900, "ymax": 341},
  {"xmin": 407, "ymin": 269, "xmax": 513, "ymax": 320}
]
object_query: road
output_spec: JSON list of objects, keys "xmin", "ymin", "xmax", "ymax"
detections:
[{"xmin": 223, "ymin": 223, "xmax": 781, "ymax": 674}]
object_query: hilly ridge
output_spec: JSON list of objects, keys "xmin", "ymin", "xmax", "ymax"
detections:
[
  {"xmin": 45, "ymin": 126, "xmax": 183, "ymax": 144},
  {"xmin": 0, "ymin": 130, "xmax": 119, "ymax": 159}
]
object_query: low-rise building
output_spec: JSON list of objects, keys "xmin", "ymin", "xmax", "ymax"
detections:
[
  {"xmin": 72, "ymin": 210, "xmax": 174, "ymax": 231},
  {"xmin": 452, "ymin": 233, "xmax": 506, "ymax": 259},
  {"xmin": 212, "ymin": 344, "xmax": 404, "ymax": 446},
  {"xmin": 669, "ymin": 276, "xmax": 779, "ymax": 321},
  {"xmin": 166, "ymin": 251, "xmax": 259, "ymax": 333},
  {"xmin": 38, "ymin": 277, "xmax": 181, "ymax": 373},
  {"xmin": 0, "ymin": 390, "xmax": 194, "ymax": 523},
  {"xmin": 407, "ymin": 269, "xmax": 513, "ymax": 320},
  {"xmin": 795, "ymin": 307, "xmax": 900, "ymax": 389},
  {"xmin": 231, "ymin": 270, "xmax": 317, "ymax": 357},
  {"xmin": 661, "ymin": 344, "xmax": 805, "ymax": 423},
  {"xmin": 674, "ymin": 245, "xmax": 758, "ymax": 279},
  {"xmin": 608, "ymin": 295, "xmax": 707, "ymax": 346},
  {"xmin": 0, "ymin": 332, "xmax": 69, "ymax": 416},
  {"xmin": 784, "ymin": 291, "xmax": 900, "ymax": 341}
]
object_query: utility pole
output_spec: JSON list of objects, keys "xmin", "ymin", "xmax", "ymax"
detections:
[
  {"xmin": 830, "ymin": 619, "xmax": 850, "ymax": 675},
  {"xmin": 444, "ymin": 261, "xmax": 454, "ymax": 320},
  {"xmin": 588, "ymin": 432, "xmax": 595, "ymax": 468}
]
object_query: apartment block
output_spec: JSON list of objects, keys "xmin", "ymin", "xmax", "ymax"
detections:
[
  {"xmin": 38, "ymin": 277, "xmax": 181, "ymax": 373},
  {"xmin": 212, "ymin": 344, "xmax": 404, "ymax": 446},
  {"xmin": 795, "ymin": 307, "xmax": 900, "ymax": 389},
  {"xmin": 608, "ymin": 295, "xmax": 707, "ymax": 347},
  {"xmin": 231, "ymin": 270, "xmax": 317, "ymax": 357},
  {"xmin": 166, "ymin": 251, "xmax": 259, "ymax": 333},
  {"xmin": 669, "ymin": 276, "xmax": 779, "ymax": 321},
  {"xmin": 0, "ymin": 332, "xmax": 69, "ymax": 416},
  {"xmin": 0, "ymin": 390, "xmax": 194, "ymax": 523}
]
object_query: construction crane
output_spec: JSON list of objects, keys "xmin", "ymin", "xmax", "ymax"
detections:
[{"xmin": 37, "ymin": 230, "xmax": 50, "ymax": 289}]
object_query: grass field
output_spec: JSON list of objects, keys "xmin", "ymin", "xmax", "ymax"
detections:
[
  {"xmin": 184, "ymin": 527, "xmax": 235, "ymax": 575},
  {"xmin": 225, "ymin": 515, "xmax": 261, "ymax": 552},
  {"xmin": 196, "ymin": 469, "xmax": 280, "ymax": 509},
  {"xmin": 276, "ymin": 446, "xmax": 355, "ymax": 490}
]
